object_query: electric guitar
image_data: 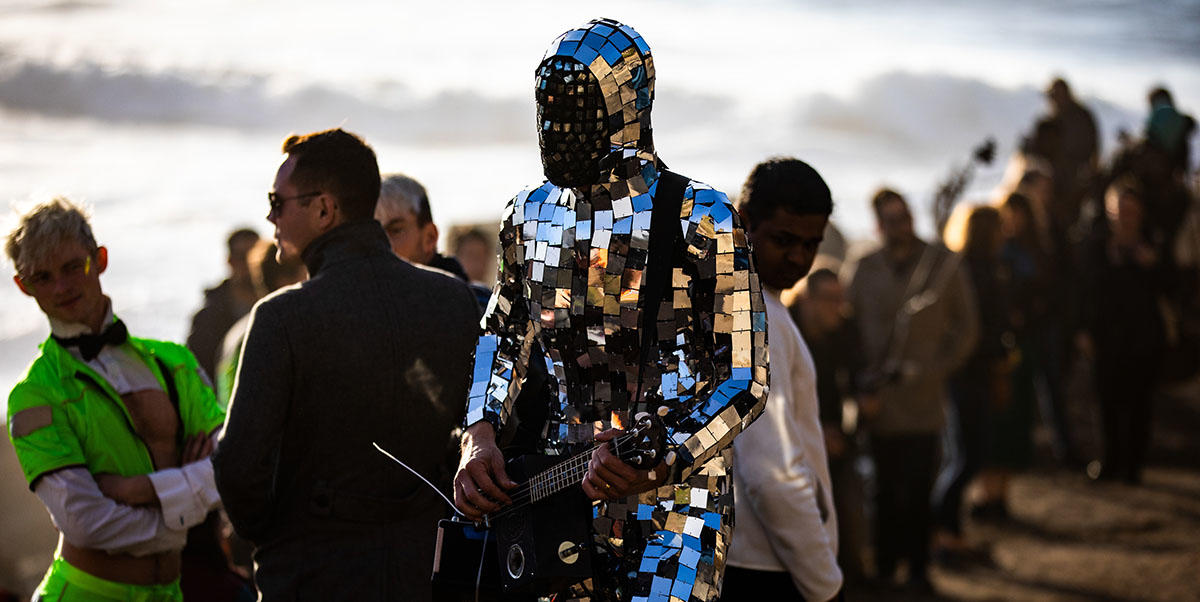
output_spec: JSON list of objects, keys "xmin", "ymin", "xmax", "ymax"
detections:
[{"xmin": 432, "ymin": 413, "xmax": 667, "ymax": 599}]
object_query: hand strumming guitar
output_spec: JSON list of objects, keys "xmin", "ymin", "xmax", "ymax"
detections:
[
  {"xmin": 583, "ymin": 428, "xmax": 669, "ymax": 502},
  {"xmin": 454, "ymin": 422, "xmax": 517, "ymax": 521}
]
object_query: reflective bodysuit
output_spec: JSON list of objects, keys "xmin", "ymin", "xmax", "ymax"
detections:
[{"xmin": 465, "ymin": 18, "xmax": 769, "ymax": 601}]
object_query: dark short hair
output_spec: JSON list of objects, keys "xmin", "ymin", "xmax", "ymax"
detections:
[
  {"xmin": 1002, "ymin": 192, "xmax": 1034, "ymax": 220},
  {"xmin": 870, "ymin": 188, "xmax": 906, "ymax": 216},
  {"xmin": 281, "ymin": 129, "xmax": 381, "ymax": 221},
  {"xmin": 226, "ymin": 228, "xmax": 259, "ymax": 261},
  {"xmin": 1148, "ymin": 86, "xmax": 1173, "ymax": 107},
  {"xmin": 738, "ymin": 157, "xmax": 832, "ymax": 226},
  {"xmin": 806, "ymin": 267, "xmax": 839, "ymax": 293},
  {"xmin": 454, "ymin": 228, "xmax": 490, "ymax": 253},
  {"xmin": 962, "ymin": 205, "xmax": 1002, "ymax": 259}
]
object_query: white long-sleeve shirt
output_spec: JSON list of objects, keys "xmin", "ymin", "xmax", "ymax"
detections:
[
  {"xmin": 728, "ymin": 288, "xmax": 842, "ymax": 601},
  {"xmin": 35, "ymin": 308, "xmax": 222, "ymax": 556}
]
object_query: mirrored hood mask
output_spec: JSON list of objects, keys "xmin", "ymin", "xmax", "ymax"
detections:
[{"xmin": 536, "ymin": 18, "xmax": 656, "ymax": 188}]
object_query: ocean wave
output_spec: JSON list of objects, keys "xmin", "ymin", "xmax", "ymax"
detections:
[
  {"xmin": 0, "ymin": 53, "xmax": 530, "ymax": 144},
  {"xmin": 798, "ymin": 70, "xmax": 1140, "ymax": 159},
  {"xmin": 0, "ymin": 52, "xmax": 1143, "ymax": 158}
]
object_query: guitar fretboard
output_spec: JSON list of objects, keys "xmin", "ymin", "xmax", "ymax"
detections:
[
  {"xmin": 528, "ymin": 451, "xmax": 592, "ymax": 503},
  {"xmin": 526, "ymin": 433, "xmax": 639, "ymax": 503}
]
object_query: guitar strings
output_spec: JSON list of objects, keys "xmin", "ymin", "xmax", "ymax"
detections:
[
  {"xmin": 372, "ymin": 429, "xmax": 650, "ymax": 523},
  {"xmin": 491, "ymin": 431, "xmax": 634, "ymax": 505},
  {"xmin": 487, "ymin": 430, "xmax": 647, "ymax": 520}
]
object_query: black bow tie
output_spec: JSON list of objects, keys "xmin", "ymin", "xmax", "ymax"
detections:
[{"xmin": 54, "ymin": 319, "xmax": 129, "ymax": 361}]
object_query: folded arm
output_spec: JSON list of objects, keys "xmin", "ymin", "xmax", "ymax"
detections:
[{"xmin": 36, "ymin": 467, "xmax": 188, "ymax": 556}]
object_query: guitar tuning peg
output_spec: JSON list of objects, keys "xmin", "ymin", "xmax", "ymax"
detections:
[
  {"xmin": 634, "ymin": 411, "xmax": 650, "ymax": 423},
  {"xmin": 664, "ymin": 450, "xmax": 676, "ymax": 466},
  {"xmin": 657, "ymin": 405, "xmax": 670, "ymax": 417}
]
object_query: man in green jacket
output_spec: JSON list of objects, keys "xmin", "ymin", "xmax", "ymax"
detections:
[{"xmin": 6, "ymin": 198, "xmax": 225, "ymax": 601}]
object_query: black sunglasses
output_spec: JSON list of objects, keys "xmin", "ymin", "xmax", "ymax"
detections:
[{"xmin": 268, "ymin": 191, "xmax": 321, "ymax": 214}]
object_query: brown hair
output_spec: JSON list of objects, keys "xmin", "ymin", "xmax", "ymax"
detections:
[
  {"xmin": 281, "ymin": 128, "xmax": 380, "ymax": 221},
  {"xmin": 962, "ymin": 205, "xmax": 1003, "ymax": 259},
  {"xmin": 248, "ymin": 240, "xmax": 306, "ymax": 296},
  {"xmin": 870, "ymin": 188, "xmax": 905, "ymax": 216}
]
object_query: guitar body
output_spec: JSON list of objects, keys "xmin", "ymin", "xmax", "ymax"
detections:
[
  {"xmin": 432, "ymin": 454, "xmax": 594, "ymax": 600},
  {"xmin": 431, "ymin": 414, "xmax": 665, "ymax": 600}
]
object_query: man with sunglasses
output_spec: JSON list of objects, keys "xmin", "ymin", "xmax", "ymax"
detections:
[
  {"xmin": 6, "ymin": 197, "xmax": 226, "ymax": 601},
  {"xmin": 212, "ymin": 128, "xmax": 479, "ymax": 601}
]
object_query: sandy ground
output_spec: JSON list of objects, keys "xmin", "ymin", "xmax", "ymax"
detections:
[
  {"xmin": 0, "ymin": 438, "xmax": 57, "ymax": 597},
  {"xmin": 848, "ymin": 376, "xmax": 1200, "ymax": 602},
  {"xmin": 2, "ymin": 382, "xmax": 1198, "ymax": 599}
]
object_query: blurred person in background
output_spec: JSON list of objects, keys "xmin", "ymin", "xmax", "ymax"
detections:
[
  {"xmin": 1012, "ymin": 168, "xmax": 1082, "ymax": 467},
  {"xmin": 6, "ymin": 198, "xmax": 225, "ymax": 601},
  {"xmin": 376, "ymin": 173, "xmax": 491, "ymax": 307},
  {"xmin": 789, "ymin": 267, "xmax": 870, "ymax": 581},
  {"xmin": 723, "ymin": 157, "xmax": 842, "ymax": 601},
  {"xmin": 932, "ymin": 205, "xmax": 1014, "ymax": 556},
  {"xmin": 1023, "ymin": 77, "xmax": 1099, "ymax": 236},
  {"xmin": 1104, "ymin": 87, "xmax": 1196, "ymax": 382},
  {"xmin": 970, "ymin": 193, "xmax": 1054, "ymax": 520},
  {"xmin": 1079, "ymin": 178, "xmax": 1168, "ymax": 484},
  {"xmin": 186, "ymin": 228, "xmax": 260, "ymax": 379},
  {"xmin": 1144, "ymin": 86, "xmax": 1196, "ymax": 177},
  {"xmin": 451, "ymin": 227, "xmax": 495, "ymax": 290},
  {"xmin": 847, "ymin": 188, "xmax": 978, "ymax": 593},
  {"xmin": 214, "ymin": 240, "xmax": 307, "ymax": 407}
]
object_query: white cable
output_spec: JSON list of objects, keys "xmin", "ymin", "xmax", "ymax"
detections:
[
  {"xmin": 371, "ymin": 442, "xmax": 462, "ymax": 517},
  {"xmin": 475, "ymin": 529, "xmax": 488, "ymax": 602}
]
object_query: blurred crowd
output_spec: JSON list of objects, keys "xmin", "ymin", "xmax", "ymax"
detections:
[{"xmin": 778, "ymin": 79, "xmax": 1197, "ymax": 594}]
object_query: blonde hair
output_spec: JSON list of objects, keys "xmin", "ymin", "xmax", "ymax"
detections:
[{"xmin": 6, "ymin": 197, "xmax": 98, "ymax": 276}]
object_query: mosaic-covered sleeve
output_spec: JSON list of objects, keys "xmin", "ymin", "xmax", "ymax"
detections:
[
  {"xmin": 463, "ymin": 189, "xmax": 541, "ymax": 433},
  {"xmin": 655, "ymin": 182, "xmax": 769, "ymax": 482}
]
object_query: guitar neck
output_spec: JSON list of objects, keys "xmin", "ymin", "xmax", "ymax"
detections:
[
  {"xmin": 526, "ymin": 448, "xmax": 593, "ymax": 503},
  {"xmin": 525, "ymin": 432, "xmax": 641, "ymax": 503}
]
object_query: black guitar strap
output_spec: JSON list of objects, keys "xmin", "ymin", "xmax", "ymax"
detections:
[{"xmin": 635, "ymin": 169, "xmax": 688, "ymax": 401}]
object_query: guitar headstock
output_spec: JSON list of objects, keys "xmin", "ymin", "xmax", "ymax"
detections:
[{"xmin": 616, "ymin": 411, "xmax": 668, "ymax": 469}]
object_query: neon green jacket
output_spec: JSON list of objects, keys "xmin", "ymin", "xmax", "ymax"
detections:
[{"xmin": 7, "ymin": 335, "xmax": 225, "ymax": 489}]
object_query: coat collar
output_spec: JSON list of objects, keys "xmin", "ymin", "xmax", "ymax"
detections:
[{"xmin": 300, "ymin": 219, "xmax": 392, "ymax": 276}]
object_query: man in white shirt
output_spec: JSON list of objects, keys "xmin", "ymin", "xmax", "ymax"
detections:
[
  {"xmin": 6, "ymin": 198, "xmax": 225, "ymax": 601},
  {"xmin": 722, "ymin": 158, "xmax": 843, "ymax": 601}
]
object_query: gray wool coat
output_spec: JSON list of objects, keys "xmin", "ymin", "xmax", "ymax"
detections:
[{"xmin": 213, "ymin": 219, "xmax": 481, "ymax": 601}]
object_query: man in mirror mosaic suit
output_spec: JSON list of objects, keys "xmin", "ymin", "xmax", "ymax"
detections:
[{"xmin": 453, "ymin": 18, "xmax": 771, "ymax": 602}]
